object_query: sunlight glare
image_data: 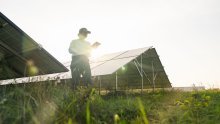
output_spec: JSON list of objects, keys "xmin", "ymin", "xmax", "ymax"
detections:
[{"xmin": 90, "ymin": 48, "xmax": 105, "ymax": 60}]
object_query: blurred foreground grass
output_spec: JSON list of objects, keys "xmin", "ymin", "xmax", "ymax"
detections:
[{"xmin": 0, "ymin": 83, "xmax": 219, "ymax": 124}]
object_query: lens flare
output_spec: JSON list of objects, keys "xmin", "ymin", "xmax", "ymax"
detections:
[{"xmin": 26, "ymin": 60, "xmax": 39, "ymax": 76}]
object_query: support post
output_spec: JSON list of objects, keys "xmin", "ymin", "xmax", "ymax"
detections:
[
  {"xmin": 98, "ymin": 76, "xmax": 101, "ymax": 95},
  {"xmin": 152, "ymin": 61, "xmax": 155, "ymax": 91},
  {"xmin": 23, "ymin": 83, "xmax": 26, "ymax": 123},
  {"xmin": 115, "ymin": 72, "xmax": 118, "ymax": 92},
  {"xmin": 141, "ymin": 55, "xmax": 143, "ymax": 94}
]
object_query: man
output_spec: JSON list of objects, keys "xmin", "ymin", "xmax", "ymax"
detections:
[{"xmin": 69, "ymin": 28, "xmax": 99, "ymax": 90}]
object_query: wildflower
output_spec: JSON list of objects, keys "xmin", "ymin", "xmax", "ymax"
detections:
[{"xmin": 114, "ymin": 114, "xmax": 120, "ymax": 123}]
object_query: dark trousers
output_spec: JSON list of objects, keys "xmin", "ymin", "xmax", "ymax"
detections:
[{"xmin": 70, "ymin": 55, "xmax": 92, "ymax": 90}]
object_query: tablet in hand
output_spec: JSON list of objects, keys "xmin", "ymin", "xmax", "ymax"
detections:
[{"xmin": 92, "ymin": 42, "xmax": 101, "ymax": 47}]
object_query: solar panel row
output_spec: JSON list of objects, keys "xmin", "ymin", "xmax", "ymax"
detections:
[{"xmin": 0, "ymin": 12, "xmax": 68, "ymax": 80}]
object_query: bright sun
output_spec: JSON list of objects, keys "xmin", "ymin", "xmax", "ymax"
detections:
[{"xmin": 91, "ymin": 49, "xmax": 104, "ymax": 60}]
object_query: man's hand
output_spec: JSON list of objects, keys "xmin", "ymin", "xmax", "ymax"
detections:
[{"xmin": 92, "ymin": 42, "xmax": 101, "ymax": 49}]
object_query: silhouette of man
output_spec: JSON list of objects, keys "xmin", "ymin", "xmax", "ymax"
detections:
[{"xmin": 69, "ymin": 28, "xmax": 99, "ymax": 90}]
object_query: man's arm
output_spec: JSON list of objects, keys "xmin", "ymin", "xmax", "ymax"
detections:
[{"xmin": 69, "ymin": 41, "xmax": 77, "ymax": 55}]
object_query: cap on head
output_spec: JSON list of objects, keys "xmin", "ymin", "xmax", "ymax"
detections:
[{"xmin": 79, "ymin": 28, "xmax": 91, "ymax": 35}]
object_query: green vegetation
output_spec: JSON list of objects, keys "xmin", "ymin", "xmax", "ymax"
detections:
[{"xmin": 0, "ymin": 83, "xmax": 219, "ymax": 124}]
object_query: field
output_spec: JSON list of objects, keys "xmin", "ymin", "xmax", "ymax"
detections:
[{"xmin": 0, "ymin": 83, "xmax": 220, "ymax": 124}]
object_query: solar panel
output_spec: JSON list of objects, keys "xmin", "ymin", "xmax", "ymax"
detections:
[
  {"xmin": 92, "ymin": 57, "xmax": 136, "ymax": 76},
  {"xmin": 90, "ymin": 51, "xmax": 126, "ymax": 62},
  {"xmin": 89, "ymin": 47, "xmax": 171, "ymax": 88},
  {"xmin": 114, "ymin": 47, "xmax": 151, "ymax": 59},
  {"xmin": 0, "ymin": 12, "xmax": 68, "ymax": 80},
  {"xmin": 90, "ymin": 47, "xmax": 152, "ymax": 76}
]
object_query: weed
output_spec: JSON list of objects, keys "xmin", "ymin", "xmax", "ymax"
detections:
[{"xmin": 0, "ymin": 84, "xmax": 219, "ymax": 124}]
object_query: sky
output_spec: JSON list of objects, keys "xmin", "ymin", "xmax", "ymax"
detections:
[{"xmin": 0, "ymin": 0, "xmax": 220, "ymax": 88}]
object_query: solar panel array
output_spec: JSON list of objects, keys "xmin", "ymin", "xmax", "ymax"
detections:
[
  {"xmin": 0, "ymin": 46, "xmax": 171, "ymax": 89},
  {"xmin": 0, "ymin": 12, "xmax": 68, "ymax": 80}
]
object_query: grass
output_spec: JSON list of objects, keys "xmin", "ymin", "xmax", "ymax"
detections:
[{"xmin": 0, "ymin": 83, "xmax": 220, "ymax": 124}]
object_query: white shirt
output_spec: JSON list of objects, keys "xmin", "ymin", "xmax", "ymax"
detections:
[{"xmin": 69, "ymin": 39, "xmax": 92, "ymax": 57}]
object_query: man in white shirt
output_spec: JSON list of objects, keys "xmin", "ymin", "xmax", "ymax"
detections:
[{"xmin": 69, "ymin": 28, "xmax": 98, "ymax": 90}]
